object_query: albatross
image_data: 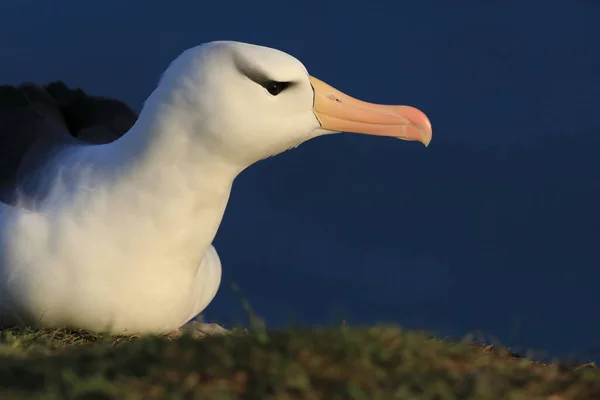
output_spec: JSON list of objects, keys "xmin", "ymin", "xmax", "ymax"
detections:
[{"xmin": 0, "ymin": 41, "xmax": 432, "ymax": 336}]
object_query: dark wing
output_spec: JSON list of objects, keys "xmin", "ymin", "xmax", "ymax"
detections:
[{"xmin": 0, "ymin": 82, "xmax": 138, "ymax": 205}]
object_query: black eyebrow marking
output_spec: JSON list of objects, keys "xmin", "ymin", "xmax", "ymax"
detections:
[{"xmin": 232, "ymin": 52, "xmax": 296, "ymax": 90}]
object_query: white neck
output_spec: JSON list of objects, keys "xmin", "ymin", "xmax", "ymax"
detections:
[
  {"xmin": 67, "ymin": 87, "xmax": 245, "ymax": 274},
  {"xmin": 111, "ymin": 85, "xmax": 245, "ymax": 180}
]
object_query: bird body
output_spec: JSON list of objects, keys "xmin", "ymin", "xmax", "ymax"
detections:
[{"xmin": 0, "ymin": 41, "xmax": 432, "ymax": 335}]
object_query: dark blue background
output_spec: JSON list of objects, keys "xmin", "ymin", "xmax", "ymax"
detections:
[{"xmin": 1, "ymin": 0, "xmax": 598, "ymax": 360}]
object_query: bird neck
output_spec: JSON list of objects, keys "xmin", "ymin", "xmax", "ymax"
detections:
[
  {"xmin": 112, "ymin": 87, "xmax": 245, "ymax": 184},
  {"xmin": 86, "ymin": 90, "xmax": 243, "ymax": 264}
]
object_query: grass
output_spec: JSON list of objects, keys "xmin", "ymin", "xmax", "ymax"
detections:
[{"xmin": 0, "ymin": 323, "xmax": 598, "ymax": 399}]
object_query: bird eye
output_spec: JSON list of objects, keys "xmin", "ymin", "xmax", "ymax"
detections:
[{"xmin": 264, "ymin": 80, "xmax": 290, "ymax": 96}]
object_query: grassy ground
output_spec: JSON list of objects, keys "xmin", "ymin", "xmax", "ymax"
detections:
[{"xmin": 0, "ymin": 323, "xmax": 598, "ymax": 399}]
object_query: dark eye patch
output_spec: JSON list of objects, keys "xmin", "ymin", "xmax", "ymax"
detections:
[
  {"xmin": 232, "ymin": 52, "xmax": 295, "ymax": 96},
  {"xmin": 262, "ymin": 80, "xmax": 292, "ymax": 96}
]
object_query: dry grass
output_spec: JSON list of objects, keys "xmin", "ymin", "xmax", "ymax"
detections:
[{"xmin": 0, "ymin": 324, "xmax": 598, "ymax": 399}]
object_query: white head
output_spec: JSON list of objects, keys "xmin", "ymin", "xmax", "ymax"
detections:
[{"xmin": 145, "ymin": 41, "xmax": 432, "ymax": 168}]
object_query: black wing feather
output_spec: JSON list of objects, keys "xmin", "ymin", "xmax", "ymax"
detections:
[{"xmin": 0, "ymin": 81, "xmax": 138, "ymax": 204}]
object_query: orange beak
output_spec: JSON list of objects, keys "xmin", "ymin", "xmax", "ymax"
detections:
[{"xmin": 310, "ymin": 76, "xmax": 432, "ymax": 147}]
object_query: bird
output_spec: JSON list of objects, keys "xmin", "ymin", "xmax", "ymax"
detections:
[{"xmin": 0, "ymin": 41, "xmax": 432, "ymax": 337}]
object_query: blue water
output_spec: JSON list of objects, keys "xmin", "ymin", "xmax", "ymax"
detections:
[{"xmin": 1, "ymin": 0, "xmax": 598, "ymax": 360}]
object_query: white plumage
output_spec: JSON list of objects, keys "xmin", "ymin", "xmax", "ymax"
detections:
[{"xmin": 0, "ymin": 41, "xmax": 432, "ymax": 335}]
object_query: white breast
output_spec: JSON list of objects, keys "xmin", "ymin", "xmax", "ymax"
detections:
[{"xmin": 1, "ymin": 142, "xmax": 233, "ymax": 334}]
